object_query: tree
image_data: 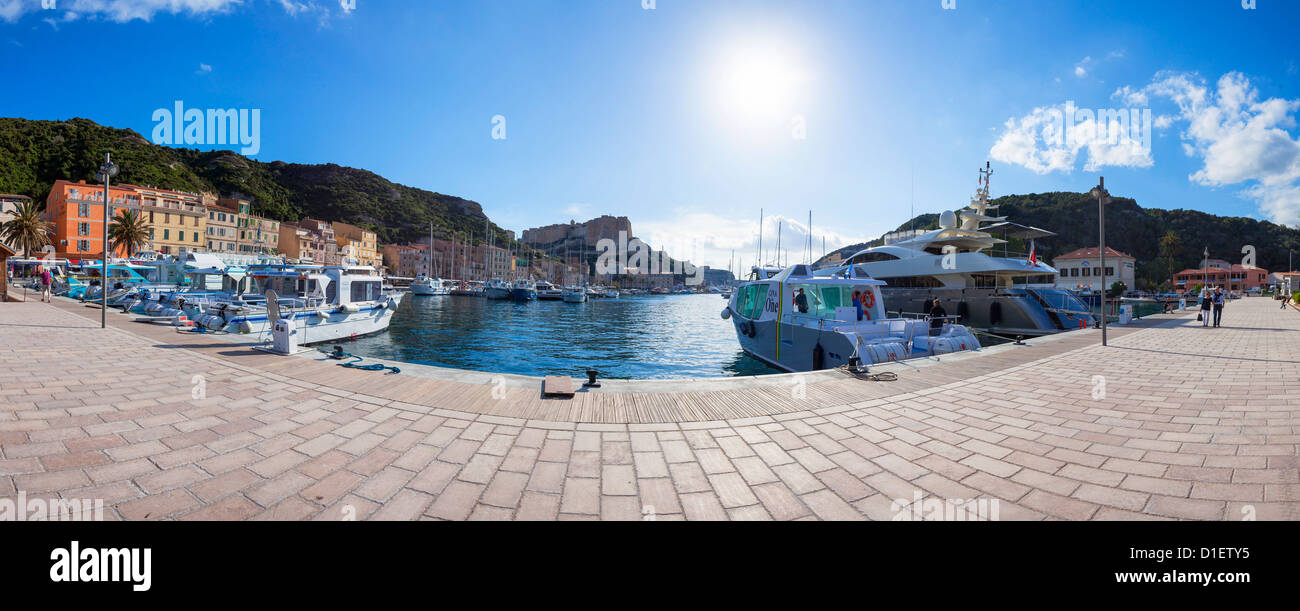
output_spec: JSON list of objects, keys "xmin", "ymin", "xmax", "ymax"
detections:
[
  {"xmin": 1159, "ymin": 230, "xmax": 1181, "ymax": 284},
  {"xmin": 0, "ymin": 201, "xmax": 54, "ymax": 258},
  {"xmin": 108, "ymin": 209, "xmax": 152, "ymax": 258},
  {"xmin": 1108, "ymin": 281, "xmax": 1127, "ymax": 298}
]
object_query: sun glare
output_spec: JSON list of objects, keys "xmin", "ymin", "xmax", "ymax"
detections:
[{"xmin": 712, "ymin": 38, "xmax": 809, "ymax": 129}]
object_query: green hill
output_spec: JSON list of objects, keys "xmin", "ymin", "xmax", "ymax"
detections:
[
  {"xmin": 818, "ymin": 192, "xmax": 1300, "ymax": 289},
  {"xmin": 0, "ymin": 117, "xmax": 507, "ymax": 245}
]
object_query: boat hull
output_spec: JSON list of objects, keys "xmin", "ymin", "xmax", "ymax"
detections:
[
  {"xmin": 509, "ymin": 289, "xmax": 538, "ymax": 301},
  {"xmin": 877, "ymin": 287, "xmax": 1094, "ymax": 338},
  {"xmin": 195, "ymin": 295, "xmax": 404, "ymax": 345}
]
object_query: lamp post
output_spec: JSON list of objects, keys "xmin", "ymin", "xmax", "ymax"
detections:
[
  {"xmin": 95, "ymin": 153, "xmax": 119, "ymax": 330},
  {"xmin": 1090, "ymin": 177, "xmax": 1110, "ymax": 346}
]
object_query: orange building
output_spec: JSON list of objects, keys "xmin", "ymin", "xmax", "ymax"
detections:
[{"xmin": 44, "ymin": 180, "xmax": 142, "ymax": 260}]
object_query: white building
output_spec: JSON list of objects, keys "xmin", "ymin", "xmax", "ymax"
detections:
[{"xmin": 1052, "ymin": 246, "xmax": 1136, "ymax": 292}]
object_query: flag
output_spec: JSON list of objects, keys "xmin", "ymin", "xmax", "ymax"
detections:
[{"xmin": 1027, "ymin": 242, "xmax": 1037, "ymax": 267}]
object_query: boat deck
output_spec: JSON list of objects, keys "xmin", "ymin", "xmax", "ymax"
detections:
[{"xmin": 2, "ymin": 290, "xmax": 1297, "ymax": 520}]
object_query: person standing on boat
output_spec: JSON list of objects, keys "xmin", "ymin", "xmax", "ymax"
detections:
[
  {"xmin": 928, "ymin": 298, "xmax": 947, "ymax": 336},
  {"xmin": 1199, "ymin": 286, "xmax": 1212, "ymax": 327},
  {"xmin": 38, "ymin": 264, "xmax": 52, "ymax": 303},
  {"xmin": 1212, "ymin": 287, "xmax": 1226, "ymax": 327},
  {"xmin": 851, "ymin": 290, "xmax": 864, "ymax": 321},
  {"xmin": 793, "ymin": 288, "xmax": 809, "ymax": 314}
]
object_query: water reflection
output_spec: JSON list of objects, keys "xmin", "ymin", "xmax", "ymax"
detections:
[{"xmin": 341, "ymin": 293, "xmax": 778, "ymax": 380}]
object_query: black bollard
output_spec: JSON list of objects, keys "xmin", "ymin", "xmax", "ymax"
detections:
[{"xmin": 584, "ymin": 369, "xmax": 601, "ymax": 388}]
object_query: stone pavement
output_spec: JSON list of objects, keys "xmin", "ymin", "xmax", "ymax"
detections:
[{"xmin": 1, "ymin": 294, "xmax": 1297, "ymax": 520}]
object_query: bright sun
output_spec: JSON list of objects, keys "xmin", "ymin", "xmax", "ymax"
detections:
[{"xmin": 713, "ymin": 39, "xmax": 808, "ymax": 127}]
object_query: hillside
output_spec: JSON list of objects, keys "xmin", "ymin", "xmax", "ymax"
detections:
[
  {"xmin": 817, "ymin": 192, "xmax": 1300, "ymax": 289},
  {"xmin": 0, "ymin": 117, "xmax": 505, "ymax": 245}
]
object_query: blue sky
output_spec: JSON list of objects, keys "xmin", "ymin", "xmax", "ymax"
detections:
[{"xmin": 2, "ymin": 0, "xmax": 1299, "ymax": 269}]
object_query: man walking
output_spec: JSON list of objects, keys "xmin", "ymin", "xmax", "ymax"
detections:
[
  {"xmin": 39, "ymin": 265, "xmax": 53, "ymax": 303},
  {"xmin": 1212, "ymin": 287, "xmax": 1225, "ymax": 327}
]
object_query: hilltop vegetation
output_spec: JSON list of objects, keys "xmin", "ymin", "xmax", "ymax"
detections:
[
  {"xmin": 0, "ymin": 117, "xmax": 506, "ymax": 245},
  {"xmin": 818, "ymin": 192, "xmax": 1300, "ymax": 289}
]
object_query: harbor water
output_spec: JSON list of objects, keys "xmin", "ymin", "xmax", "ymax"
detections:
[{"xmin": 341, "ymin": 293, "xmax": 780, "ymax": 379}]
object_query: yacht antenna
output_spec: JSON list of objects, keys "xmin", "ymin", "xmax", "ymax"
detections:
[
  {"xmin": 777, "ymin": 220, "xmax": 782, "ymax": 268},
  {"xmin": 757, "ymin": 208, "xmax": 764, "ymax": 268}
]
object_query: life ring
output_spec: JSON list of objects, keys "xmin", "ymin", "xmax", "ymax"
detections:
[{"xmin": 862, "ymin": 290, "xmax": 875, "ymax": 308}]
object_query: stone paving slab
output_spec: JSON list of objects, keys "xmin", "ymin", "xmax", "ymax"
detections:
[{"xmin": 1, "ymin": 293, "xmax": 1297, "ymax": 521}]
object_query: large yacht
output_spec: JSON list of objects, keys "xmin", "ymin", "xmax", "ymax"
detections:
[
  {"xmin": 816, "ymin": 163, "xmax": 1094, "ymax": 338},
  {"xmin": 724, "ymin": 264, "xmax": 980, "ymax": 372}
]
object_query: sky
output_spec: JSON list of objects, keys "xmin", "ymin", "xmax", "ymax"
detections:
[{"xmin": 2, "ymin": 0, "xmax": 1299, "ymax": 270}]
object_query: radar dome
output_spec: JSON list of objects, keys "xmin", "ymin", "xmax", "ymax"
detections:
[{"xmin": 939, "ymin": 210, "xmax": 957, "ymax": 229}]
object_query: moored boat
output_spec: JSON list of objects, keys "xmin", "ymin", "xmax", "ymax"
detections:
[{"xmin": 725, "ymin": 264, "xmax": 980, "ymax": 372}]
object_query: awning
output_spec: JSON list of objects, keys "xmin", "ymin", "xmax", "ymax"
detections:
[{"xmin": 981, "ymin": 221, "xmax": 1058, "ymax": 240}]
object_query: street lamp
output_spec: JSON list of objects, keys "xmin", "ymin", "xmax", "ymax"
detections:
[
  {"xmin": 1089, "ymin": 177, "xmax": 1110, "ymax": 347},
  {"xmin": 95, "ymin": 153, "xmax": 119, "ymax": 330}
]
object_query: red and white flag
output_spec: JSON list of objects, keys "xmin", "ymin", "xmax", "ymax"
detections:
[{"xmin": 1027, "ymin": 243, "xmax": 1037, "ymax": 267}]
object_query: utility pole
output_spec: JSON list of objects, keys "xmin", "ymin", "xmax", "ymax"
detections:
[
  {"xmin": 1090, "ymin": 177, "xmax": 1111, "ymax": 346},
  {"xmin": 95, "ymin": 153, "xmax": 119, "ymax": 330}
]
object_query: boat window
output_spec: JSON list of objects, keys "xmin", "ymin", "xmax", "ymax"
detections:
[
  {"xmin": 742, "ymin": 284, "xmax": 768, "ymax": 318},
  {"xmin": 351, "ymin": 281, "xmax": 381, "ymax": 302},
  {"xmin": 849, "ymin": 252, "xmax": 900, "ymax": 264},
  {"xmin": 969, "ymin": 273, "xmax": 998, "ymax": 288},
  {"xmin": 325, "ymin": 280, "xmax": 337, "ymax": 303},
  {"xmin": 877, "ymin": 275, "xmax": 943, "ymax": 288}
]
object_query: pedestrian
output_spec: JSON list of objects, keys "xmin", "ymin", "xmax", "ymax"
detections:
[
  {"xmin": 1212, "ymin": 287, "xmax": 1225, "ymax": 327},
  {"xmin": 1199, "ymin": 286, "xmax": 1211, "ymax": 327},
  {"xmin": 929, "ymin": 298, "xmax": 947, "ymax": 336},
  {"xmin": 39, "ymin": 265, "xmax": 53, "ymax": 303},
  {"xmin": 1282, "ymin": 291, "xmax": 1292, "ymax": 309}
]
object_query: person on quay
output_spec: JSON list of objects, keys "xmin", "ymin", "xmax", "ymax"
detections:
[
  {"xmin": 1199, "ymin": 286, "xmax": 1212, "ymax": 327},
  {"xmin": 39, "ymin": 264, "xmax": 53, "ymax": 303},
  {"xmin": 1212, "ymin": 287, "xmax": 1226, "ymax": 327}
]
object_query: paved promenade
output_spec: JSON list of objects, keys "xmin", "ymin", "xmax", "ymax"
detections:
[{"xmin": 1, "ymin": 293, "xmax": 1297, "ymax": 520}]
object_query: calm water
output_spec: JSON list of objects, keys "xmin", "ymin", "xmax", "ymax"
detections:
[{"xmin": 341, "ymin": 293, "xmax": 780, "ymax": 379}]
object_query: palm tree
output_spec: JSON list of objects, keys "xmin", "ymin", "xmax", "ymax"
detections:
[
  {"xmin": 0, "ymin": 200, "xmax": 54, "ymax": 258},
  {"xmin": 108, "ymin": 209, "xmax": 151, "ymax": 258},
  {"xmin": 1159, "ymin": 230, "xmax": 1181, "ymax": 287}
]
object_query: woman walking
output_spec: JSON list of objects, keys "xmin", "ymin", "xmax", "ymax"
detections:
[{"xmin": 1199, "ymin": 286, "xmax": 1212, "ymax": 327}]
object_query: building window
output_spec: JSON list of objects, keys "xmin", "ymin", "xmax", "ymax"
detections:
[
  {"xmin": 77, "ymin": 240, "xmax": 89, "ymax": 252},
  {"xmin": 193, "ymin": 232, "xmax": 198, "ymax": 242},
  {"xmin": 78, "ymin": 222, "xmax": 89, "ymax": 236},
  {"xmin": 78, "ymin": 202, "xmax": 90, "ymax": 217},
  {"xmin": 164, "ymin": 229, "xmax": 170, "ymax": 240},
  {"xmin": 149, "ymin": 211, "xmax": 155, "ymax": 223}
]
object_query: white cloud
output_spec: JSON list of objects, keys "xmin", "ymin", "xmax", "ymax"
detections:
[
  {"xmin": 1073, "ymin": 56, "xmax": 1091, "ymax": 78},
  {"xmin": 0, "ymin": 0, "xmax": 338, "ymax": 23},
  {"xmin": 989, "ymin": 103, "xmax": 1154, "ymax": 174},
  {"xmin": 196, "ymin": 62, "xmax": 212, "ymax": 74},
  {"xmin": 1130, "ymin": 71, "xmax": 1300, "ymax": 225},
  {"xmin": 636, "ymin": 210, "xmax": 869, "ymax": 270}
]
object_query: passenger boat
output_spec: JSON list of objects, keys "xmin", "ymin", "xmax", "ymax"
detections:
[
  {"xmin": 725, "ymin": 264, "xmax": 980, "ymax": 372},
  {"xmin": 535, "ymin": 281, "xmax": 564, "ymax": 300},
  {"xmin": 188, "ymin": 265, "xmax": 404, "ymax": 344},
  {"xmin": 817, "ymin": 162, "xmax": 1094, "ymax": 338},
  {"xmin": 510, "ymin": 279, "xmax": 538, "ymax": 301},
  {"xmin": 485, "ymin": 278, "xmax": 512, "ymax": 300},
  {"xmin": 411, "ymin": 274, "xmax": 450, "ymax": 296},
  {"xmin": 603, "ymin": 287, "xmax": 619, "ymax": 299},
  {"xmin": 561, "ymin": 285, "xmax": 587, "ymax": 303}
]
